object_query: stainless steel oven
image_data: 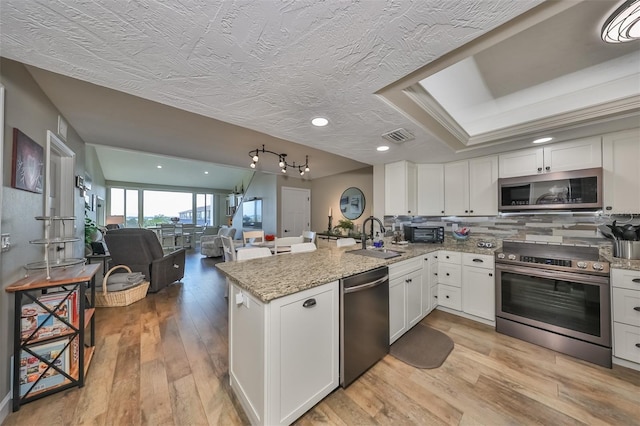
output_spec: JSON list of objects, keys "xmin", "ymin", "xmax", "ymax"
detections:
[{"xmin": 495, "ymin": 241, "xmax": 611, "ymax": 367}]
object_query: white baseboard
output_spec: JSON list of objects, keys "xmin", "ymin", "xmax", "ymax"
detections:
[{"xmin": 0, "ymin": 392, "xmax": 11, "ymax": 424}]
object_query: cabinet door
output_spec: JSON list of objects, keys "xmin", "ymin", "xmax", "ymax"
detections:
[
  {"xmin": 406, "ymin": 269, "xmax": 423, "ymax": 328},
  {"xmin": 462, "ymin": 266, "xmax": 495, "ymax": 321},
  {"xmin": 417, "ymin": 164, "xmax": 445, "ymax": 216},
  {"xmin": 389, "ymin": 276, "xmax": 407, "ymax": 344},
  {"xmin": 603, "ymin": 129, "xmax": 640, "ymax": 214},
  {"xmin": 468, "ymin": 156, "xmax": 498, "ymax": 216},
  {"xmin": 270, "ymin": 282, "xmax": 339, "ymax": 425},
  {"xmin": 498, "ymin": 147, "xmax": 543, "ymax": 178},
  {"xmin": 444, "ymin": 160, "xmax": 469, "ymax": 215},
  {"xmin": 385, "ymin": 161, "xmax": 416, "ymax": 215},
  {"xmin": 422, "ymin": 254, "xmax": 434, "ymax": 316},
  {"xmin": 543, "ymin": 137, "xmax": 601, "ymax": 173}
]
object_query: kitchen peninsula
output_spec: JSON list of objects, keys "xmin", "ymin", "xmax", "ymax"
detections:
[{"xmin": 216, "ymin": 238, "xmax": 498, "ymax": 425}]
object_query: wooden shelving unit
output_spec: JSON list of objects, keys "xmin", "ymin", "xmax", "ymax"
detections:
[{"xmin": 6, "ymin": 263, "xmax": 99, "ymax": 411}]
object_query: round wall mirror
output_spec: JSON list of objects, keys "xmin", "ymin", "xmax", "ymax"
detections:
[{"xmin": 340, "ymin": 187, "xmax": 365, "ymax": 220}]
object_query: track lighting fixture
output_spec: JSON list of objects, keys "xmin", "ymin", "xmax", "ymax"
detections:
[{"xmin": 248, "ymin": 145, "xmax": 310, "ymax": 176}]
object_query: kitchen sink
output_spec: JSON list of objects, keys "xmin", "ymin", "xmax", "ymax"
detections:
[{"xmin": 347, "ymin": 248, "xmax": 403, "ymax": 259}]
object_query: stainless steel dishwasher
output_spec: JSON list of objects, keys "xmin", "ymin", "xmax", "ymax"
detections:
[{"xmin": 340, "ymin": 266, "xmax": 389, "ymax": 387}]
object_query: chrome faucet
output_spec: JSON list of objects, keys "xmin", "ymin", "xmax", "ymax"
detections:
[{"xmin": 362, "ymin": 216, "xmax": 386, "ymax": 249}]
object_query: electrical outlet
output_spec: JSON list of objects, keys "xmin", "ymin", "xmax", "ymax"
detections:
[{"xmin": 1, "ymin": 234, "xmax": 10, "ymax": 252}]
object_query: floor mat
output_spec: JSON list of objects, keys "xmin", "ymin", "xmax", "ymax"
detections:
[{"xmin": 390, "ymin": 323, "xmax": 454, "ymax": 369}]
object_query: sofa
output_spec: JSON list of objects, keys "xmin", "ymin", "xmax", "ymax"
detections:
[
  {"xmin": 201, "ymin": 227, "xmax": 236, "ymax": 257},
  {"xmin": 104, "ymin": 228, "xmax": 186, "ymax": 293}
]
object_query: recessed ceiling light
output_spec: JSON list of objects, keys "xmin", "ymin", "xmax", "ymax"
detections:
[
  {"xmin": 532, "ymin": 137, "xmax": 553, "ymax": 144},
  {"xmin": 157, "ymin": 165, "xmax": 163, "ymax": 169},
  {"xmin": 204, "ymin": 171, "xmax": 209, "ymax": 174},
  {"xmin": 311, "ymin": 117, "xmax": 329, "ymax": 127},
  {"xmin": 602, "ymin": 0, "xmax": 640, "ymax": 43},
  {"xmin": 377, "ymin": 145, "xmax": 390, "ymax": 152}
]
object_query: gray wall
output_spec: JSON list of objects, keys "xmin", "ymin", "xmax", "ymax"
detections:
[
  {"xmin": 0, "ymin": 58, "xmax": 89, "ymax": 415},
  {"xmin": 310, "ymin": 166, "xmax": 374, "ymax": 233}
]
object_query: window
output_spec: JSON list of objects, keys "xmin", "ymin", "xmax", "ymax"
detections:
[{"xmin": 242, "ymin": 199, "xmax": 262, "ymax": 228}]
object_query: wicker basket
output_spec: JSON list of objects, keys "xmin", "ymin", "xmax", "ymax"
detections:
[{"xmin": 95, "ymin": 265, "xmax": 150, "ymax": 307}]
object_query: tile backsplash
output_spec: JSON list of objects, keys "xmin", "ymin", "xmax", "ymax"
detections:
[{"xmin": 384, "ymin": 213, "xmax": 640, "ymax": 246}]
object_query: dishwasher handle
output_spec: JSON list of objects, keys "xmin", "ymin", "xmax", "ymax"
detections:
[{"xmin": 343, "ymin": 275, "xmax": 388, "ymax": 294}]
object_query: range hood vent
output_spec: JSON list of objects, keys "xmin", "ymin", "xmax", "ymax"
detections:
[{"xmin": 381, "ymin": 128, "xmax": 414, "ymax": 144}]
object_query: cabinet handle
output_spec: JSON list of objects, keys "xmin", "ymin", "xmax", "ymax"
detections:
[
  {"xmin": 434, "ymin": 255, "xmax": 438, "ymax": 259},
  {"xmin": 465, "ymin": 210, "xmax": 469, "ymax": 213},
  {"xmin": 446, "ymin": 295, "xmax": 450, "ymax": 299},
  {"xmin": 441, "ymin": 210, "xmax": 444, "ymax": 214},
  {"xmin": 636, "ymin": 343, "xmax": 640, "ymax": 348},
  {"xmin": 545, "ymin": 166, "xmax": 550, "ymax": 171},
  {"xmin": 446, "ymin": 273, "xmax": 450, "ymax": 276},
  {"xmin": 434, "ymin": 273, "xmax": 438, "ymax": 276},
  {"xmin": 446, "ymin": 256, "xmax": 450, "ymax": 259},
  {"xmin": 537, "ymin": 167, "xmax": 542, "ymax": 172},
  {"xmin": 406, "ymin": 278, "xmax": 412, "ymax": 283},
  {"xmin": 470, "ymin": 210, "xmax": 474, "ymax": 213},
  {"xmin": 606, "ymin": 206, "xmax": 612, "ymax": 211},
  {"xmin": 633, "ymin": 279, "xmax": 640, "ymax": 283},
  {"xmin": 472, "ymin": 258, "xmax": 484, "ymax": 263},
  {"xmin": 303, "ymin": 298, "xmax": 316, "ymax": 308},
  {"xmin": 489, "ymin": 273, "xmax": 493, "ymax": 277},
  {"xmin": 634, "ymin": 307, "xmax": 640, "ymax": 312},
  {"xmin": 434, "ymin": 295, "xmax": 438, "ymax": 299}
]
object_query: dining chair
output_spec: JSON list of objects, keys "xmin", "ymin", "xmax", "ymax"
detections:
[
  {"xmin": 221, "ymin": 235, "xmax": 237, "ymax": 262},
  {"xmin": 243, "ymin": 230, "xmax": 265, "ymax": 245},
  {"xmin": 236, "ymin": 247, "xmax": 272, "ymax": 260},
  {"xmin": 220, "ymin": 235, "xmax": 237, "ymax": 299},
  {"xmin": 159, "ymin": 224, "xmax": 178, "ymax": 250},
  {"xmin": 290, "ymin": 242, "xmax": 317, "ymax": 253},
  {"xmin": 179, "ymin": 224, "xmax": 195, "ymax": 248},
  {"xmin": 302, "ymin": 230, "xmax": 316, "ymax": 244},
  {"xmin": 336, "ymin": 237, "xmax": 357, "ymax": 247},
  {"xmin": 274, "ymin": 236, "xmax": 304, "ymax": 254}
]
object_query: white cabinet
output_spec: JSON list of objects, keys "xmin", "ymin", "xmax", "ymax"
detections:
[
  {"xmin": 611, "ymin": 268, "xmax": 640, "ymax": 367},
  {"xmin": 437, "ymin": 251, "xmax": 462, "ymax": 311},
  {"xmin": 498, "ymin": 138, "xmax": 602, "ymax": 178},
  {"xmin": 416, "ymin": 164, "xmax": 445, "ymax": 216},
  {"xmin": 444, "ymin": 156, "xmax": 498, "ymax": 216},
  {"xmin": 461, "ymin": 253, "xmax": 495, "ymax": 322},
  {"xmin": 385, "ymin": 161, "xmax": 417, "ymax": 215},
  {"xmin": 389, "ymin": 257, "xmax": 423, "ymax": 343},
  {"xmin": 421, "ymin": 252, "xmax": 438, "ymax": 316},
  {"xmin": 229, "ymin": 281, "xmax": 339, "ymax": 425},
  {"xmin": 603, "ymin": 129, "xmax": 640, "ymax": 214}
]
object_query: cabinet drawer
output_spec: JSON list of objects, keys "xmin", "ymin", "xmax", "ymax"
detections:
[
  {"xmin": 438, "ymin": 251, "xmax": 461, "ymax": 264},
  {"xmin": 389, "ymin": 257, "xmax": 422, "ymax": 279},
  {"xmin": 612, "ymin": 288, "xmax": 640, "ymax": 326},
  {"xmin": 438, "ymin": 285, "xmax": 462, "ymax": 311},
  {"xmin": 613, "ymin": 322, "xmax": 640, "ymax": 364},
  {"xmin": 438, "ymin": 263, "xmax": 461, "ymax": 287},
  {"xmin": 462, "ymin": 253, "xmax": 494, "ymax": 269},
  {"xmin": 611, "ymin": 268, "xmax": 640, "ymax": 291}
]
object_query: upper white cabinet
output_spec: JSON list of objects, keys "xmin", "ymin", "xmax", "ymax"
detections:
[
  {"xmin": 416, "ymin": 164, "xmax": 445, "ymax": 216},
  {"xmin": 498, "ymin": 138, "xmax": 602, "ymax": 178},
  {"xmin": 385, "ymin": 161, "xmax": 416, "ymax": 215},
  {"xmin": 603, "ymin": 129, "xmax": 640, "ymax": 214},
  {"xmin": 444, "ymin": 156, "xmax": 498, "ymax": 216}
]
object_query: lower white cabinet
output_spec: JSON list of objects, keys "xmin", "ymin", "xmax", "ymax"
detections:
[
  {"xmin": 389, "ymin": 257, "xmax": 423, "ymax": 343},
  {"xmin": 611, "ymin": 268, "xmax": 640, "ymax": 367},
  {"xmin": 461, "ymin": 253, "xmax": 495, "ymax": 321},
  {"xmin": 422, "ymin": 252, "xmax": 437, "ymax": 315},
  {"xmin": 229, "ymin": 281, "xmax": 339, "ymax": 425},
  {"xmin": 437, "ymin": 251, "xmax": 462, "ymax": 311}
]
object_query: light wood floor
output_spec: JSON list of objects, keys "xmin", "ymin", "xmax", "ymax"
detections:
[{"xmin": 4, "ymin": 250, "xmax": 640, "ymax": 425}]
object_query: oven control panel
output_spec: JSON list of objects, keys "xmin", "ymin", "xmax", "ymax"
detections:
[{"xmin": 496, "ymin": 252, "xmax": 609, "ymax": 274}]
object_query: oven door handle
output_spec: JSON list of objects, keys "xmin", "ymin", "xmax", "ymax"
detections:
[{"xmin": 495, "ymin": 263, "xmax": 610, "ymax": 286}]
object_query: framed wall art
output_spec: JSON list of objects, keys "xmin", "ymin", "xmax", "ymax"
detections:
[{"xmin": 11, "ymin": 128, "xmax": 44, "ymax": 194}]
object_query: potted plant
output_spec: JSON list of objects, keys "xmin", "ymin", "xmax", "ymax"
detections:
[
  {"xmin": 335, "ymin": 219, "xmax": 354, "ymax": 236},
  {"xmin": 84, "ymin": 216, "xmax": 99, "ymax": 250}
]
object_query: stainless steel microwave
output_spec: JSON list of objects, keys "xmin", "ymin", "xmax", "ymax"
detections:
[
  {"xmin": 403, "ymin": 226, "xmax": 444, "ymax": 243},
  {"xmin": 498, "ymin": 167, "xmax": 602, "ymax": 211}
]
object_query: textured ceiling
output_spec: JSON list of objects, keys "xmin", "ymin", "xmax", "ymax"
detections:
[{"xmin": 0, "ymin": 0, "xmax": 546, "ymax": 175}]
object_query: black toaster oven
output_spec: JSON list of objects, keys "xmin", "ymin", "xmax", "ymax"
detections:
[{"xmin": 403, "ymin": 226, "xmax": 444, "ymax": 243}]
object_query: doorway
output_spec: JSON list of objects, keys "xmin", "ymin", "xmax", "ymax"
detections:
[{"xmin": 281, "ymin": 187, "xmax": 310, "ymax": 237}]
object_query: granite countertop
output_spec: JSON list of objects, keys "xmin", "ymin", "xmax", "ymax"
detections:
[
  {"xmin": 599, "ymin": 244, "xmax": 640, "ymax": 271},
  {"xmin": 216, "ymin": 236, "xmax": 500, "ymax": 303}
]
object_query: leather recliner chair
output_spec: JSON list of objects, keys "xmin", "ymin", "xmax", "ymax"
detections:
[{"xmin": 104, "ymin": 228, "xmax": 186, "ymax": 293}]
